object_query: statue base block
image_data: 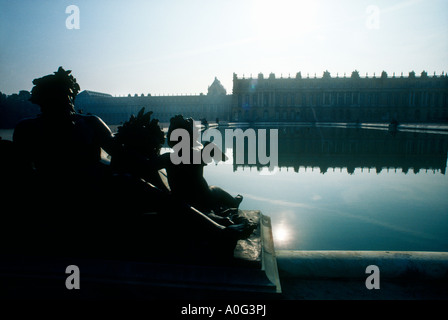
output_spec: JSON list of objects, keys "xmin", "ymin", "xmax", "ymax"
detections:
[{"xmin": 0, "ymin": 211, "xmax": 281, "ymax": 298}]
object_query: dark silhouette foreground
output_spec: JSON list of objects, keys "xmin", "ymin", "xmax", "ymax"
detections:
[
  {"xmin": 164, "ymin": 115, "xmax": 243, "ymax": 222},
  {"xmin": 1, "ymin": 67, "xmax": 255, "ymax": 264}
]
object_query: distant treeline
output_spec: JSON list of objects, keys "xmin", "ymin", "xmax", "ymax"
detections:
[{"xmin": 0, "ymin": 91, "xmax": 40, "ymax": 128}]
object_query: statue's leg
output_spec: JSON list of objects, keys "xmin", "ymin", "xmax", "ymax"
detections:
[{"xmin": 208, "ymin": 186, "xmax": 243, "ymax": 216}]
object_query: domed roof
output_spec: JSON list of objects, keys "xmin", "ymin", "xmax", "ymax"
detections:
[{"xmin": 207, "ymin": 77, "xmax": 227, "ymax": 96}]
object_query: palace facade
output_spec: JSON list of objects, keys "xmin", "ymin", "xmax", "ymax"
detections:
[
  {"xmin": 72, "ymin": 70, "xmax": 448, "ymax": 126},
  {"xmin": 232, "ymin": 71, "xmax": 448, "ymax": 123},
  {"xmin": 75, "ymin": 77, "xmax": 231, "ymax": 125}
]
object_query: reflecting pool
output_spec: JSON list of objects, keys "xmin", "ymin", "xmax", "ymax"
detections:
[
  {"xmin": 203, "ymin": 124, "xmax": 448, "ymax": 252},
  {"xmin": 2, "ymin": 125, "xmax": 447, "ymax": 252}
]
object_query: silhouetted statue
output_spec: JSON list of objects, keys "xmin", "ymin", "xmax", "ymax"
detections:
[
  {"xmin": 9, "ymin": 67, "xmax": 121, "ymax": 254},
  {"xmin": 112, "ymin": 107, "xmax": 169, "ymax": 192},
  {"xmin": 10, "ymin": 68, "xmax": 255, "ymax": 260},
  {"xmin": 111, "ymin": 111, "xmax": 247, "ymax": 227},
  {"xmin": 163, "ymin": 115, "xmax": 243, "ymax": 219},
  {"xmin": 110, "ymin": 110, "xmax": 256, "ymax": 261},
  {"xmin": 13, "ymin": 68, "xmax": 117, "ymax": 201}
]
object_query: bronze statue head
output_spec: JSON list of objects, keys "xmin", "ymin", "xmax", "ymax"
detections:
[
  {"xmin": 116, "ymin": 108, "xmax": 165, "ymax": 156},
  {"xmin": 167, "ymin": 114, "xmax": 202, "ymax": 149},
  {"xmin": 29, "ymin": 67, "xmax": 80, "ymax": 117}
]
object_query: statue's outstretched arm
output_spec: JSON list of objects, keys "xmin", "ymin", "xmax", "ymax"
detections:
[{"xmin": 90, "ymin": 115, "xmax": 121, "ymax": 156}]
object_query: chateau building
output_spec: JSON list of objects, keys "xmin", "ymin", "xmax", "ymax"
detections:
[
  {"xmin": 75, "ymin": 77, "xmax": 231, "ymax": 125},
  {"xmin": 231, "ymin": 71, "xmax": 448, "ymax": 123},
  {"xmin": 73, "ymin": 71, "xmax": 448, "ymax": 126}
]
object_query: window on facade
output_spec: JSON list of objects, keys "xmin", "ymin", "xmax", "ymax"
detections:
[
  {"xmin": 428, "ymin": 93, "xmax": 433, "ymax": 107},
  {"xmin": 338, "ymin": 93, "xmax": 344, "ymax": 106},
  {"xmin": 434, "ymin": 93, "xmax": 439, "ymax": 107},
  {"xmin": 360, "ymin": 93, "xmax": 365, "ymax": 105},
  {"xmin": 353, "ymin": 93, "xmax": 359, "ymax": 105},
  {"xmin": 402, "ymin": 94, "xmax": 407, "ymax": 106},
  {"xmin": 324, "ymin": 93, "xmax": 330, "ymax": 105},
  {"xmin": 415, "ymin": 92, "xmax": 421, "ymax": 107},
  {"xmin": 386, "ymin": 93, "xmax": 392, "ymax": 106}
]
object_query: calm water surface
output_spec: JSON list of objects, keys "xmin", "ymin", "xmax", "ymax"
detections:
[
  {"xmin": 203, "ymin": 124, "xmax": 448, "ymax": 252},
  {"xmin": 2, "ymin": 125, "xmax": 447, "ymax": 252}
]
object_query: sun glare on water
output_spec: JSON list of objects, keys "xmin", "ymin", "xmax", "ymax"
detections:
[{"xmin": 272, "ymin": 223, "xmax": 292, "ymax": 245}]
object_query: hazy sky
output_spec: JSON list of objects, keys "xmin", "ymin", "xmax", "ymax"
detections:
[{"xmin": 0, "ymin": 0, "xmax": 447, "ymax": 96}]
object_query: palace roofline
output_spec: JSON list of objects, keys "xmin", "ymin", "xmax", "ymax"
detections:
[
  {"xmin": 233, "ymin": 70, "xmax": 448, "ymax": 81},
  {"xmin": 74, "ymin": 70, "xmax": 448, "ymax": 98}
]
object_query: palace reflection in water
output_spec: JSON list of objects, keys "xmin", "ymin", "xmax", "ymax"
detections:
[
  {"xmin": 204, "ymin": 125, "xmax": 448, "ymax": 251},
  {"xmin": 219, "ymin": 125, "xmax": 448, "ymax": 175}
]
